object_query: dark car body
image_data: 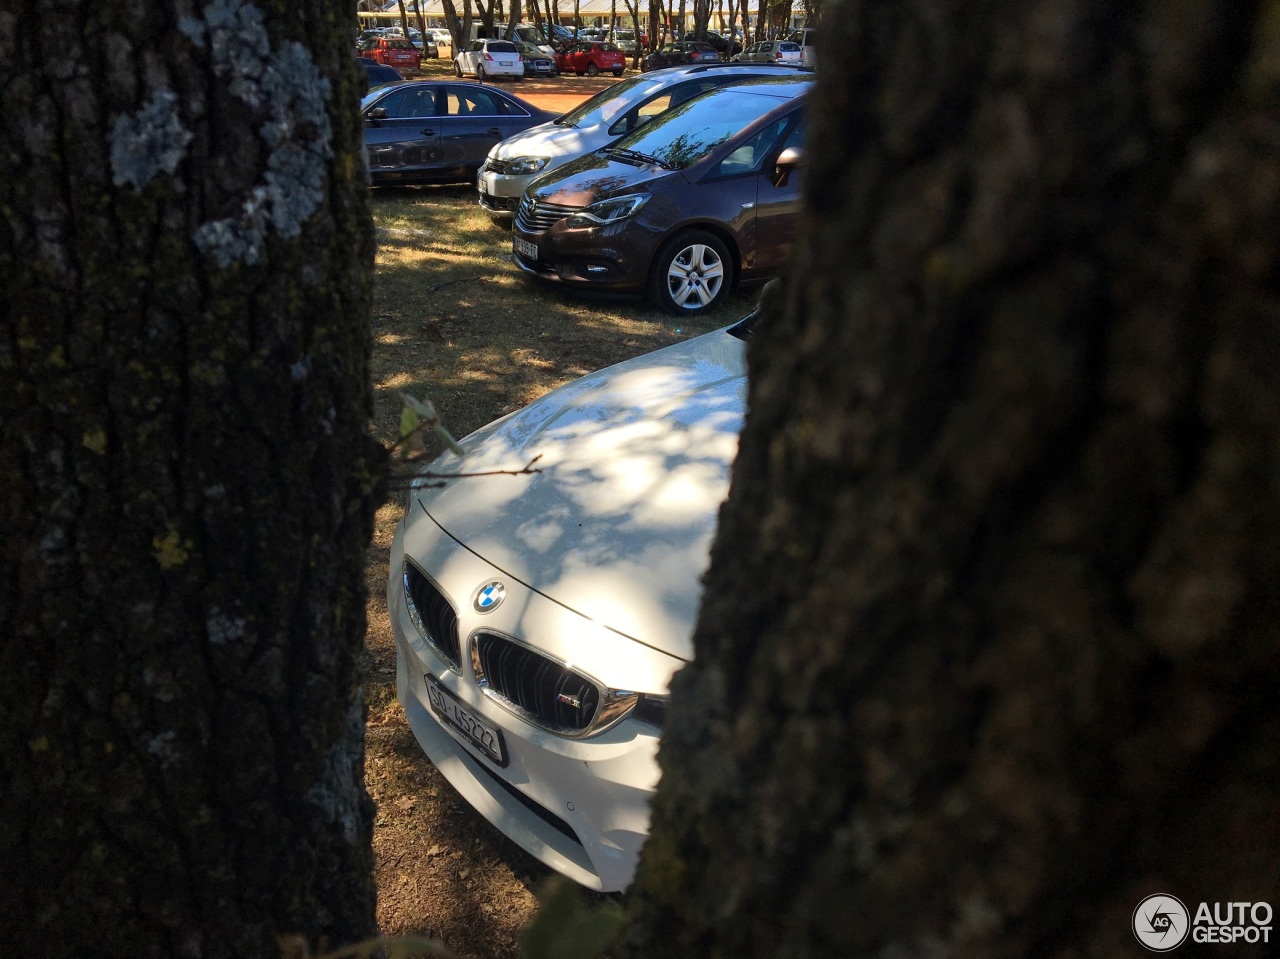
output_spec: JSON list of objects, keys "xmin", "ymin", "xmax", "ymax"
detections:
[
  {"xmin": 516, "ymin": 41, "xmax": 558, "ymax": 76},
  {"xmin": 556, "ymin": 41, "xmax": 626, "ymax": 76},
  {"xmin": 362, "ymin": 80, "xmax": 556, "ymax": 185},
  {"xmin": 510, "ymin": 75, "xmax": 810, "ymax": 313},
  {"xmin": 702, "ymin": 31, "xmax": 743, "ymax": 56},
  {"xmin": 359, "ymin": 58, "xmax": 403, "ymax": 94},
  {"xmin": 641, "ymin": 41, "xmax": 720, "ymax": 71}
]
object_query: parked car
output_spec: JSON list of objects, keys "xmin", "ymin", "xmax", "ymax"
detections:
[
  {"xmin": 555, "ymin": 40, "xmax": 626, "ymax": 77},
  {"xmin": 785, "ymin": 26, "xmax": 817, "ymax": 68},
  {"xmin": 389, "ymin": 311, "xmax": 757, "ymax": 891},
  {"xmin": 702, "ymin": 30, "xmax": 743, "ymax": 56},
  {"xmin": 734, "ymin": 40, "xmax": 802, "ymax": 65},
  {"xmin": 362, "ymin": 80, "xmax": 556, "ymax": 185},
  {"xmin": 510, "ymin": 23, "xmax": 557, "ymax": 56},
  {"xmin": 478, "ymin": 64, "xmax": 805, "ymax": 217},
  {"xmin": 512, "ymin": 74, "xmax": 810, "ymax": 312},
  {"xmin": 359, "ymin": 36, "xmax": 422, "ymax": 72},
  {"xmin": 406, "ymin": 28, "xmax": 440, "ymax": 59},
  {"xmin": 515, "ymin": 41, "xmax": 558, "ymax": 77},
  {"xmin": 358, "ymin": 57, "xmax": 404, "ymax": 94},
  {"xmin": 610, "ymin": 28, "xmax": 640, "ymax": 55},
  {"xmin": 454, "ymin": 39, "xmax": 525, "ymax": 81},
  {"xmin": 640, "ymin": 41, "xmax": 720, "ymax": 71}
]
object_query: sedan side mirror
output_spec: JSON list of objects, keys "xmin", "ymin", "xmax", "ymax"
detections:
[
  {"xmin": 367, "ymin": 107, "xmax": 388, "ymax": 122},
  {"xmin": 771, "ymin": 146, "xmax": 803, "ymax": 188}
]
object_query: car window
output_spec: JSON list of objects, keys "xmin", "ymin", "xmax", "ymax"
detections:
[
  {"xmin": 486, "ymin": 41, "xmax": 518, "ymax": 53},
  {"xmin": 557, "ymin": 71, "xmax": 678, "ymax": 127},
  {"xmin": 371, "ymin": 86, "xmax": 437, "ymax": 119},
  {"xmin": 443, "ymin": 87, "xmax": 503, "ymax": 117},
  {"xmin": 713, "ymin": 114, "xmax": 792, "ymax": 177},
  {"xmin": 614, "ymin": 86, "xmax": 805, "ymax": 170},
  {"xmin": 779, "ymin": 42, "xmax": 800, "ymax": 51}
]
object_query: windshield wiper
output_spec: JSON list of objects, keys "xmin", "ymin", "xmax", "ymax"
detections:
[
  {"xmin": 554, "ymin": 117, "xmax": 578, "ymax": 127},
  {"xmin": 604, "ymin": 147, "xmax": 675, "ymax": 170}
]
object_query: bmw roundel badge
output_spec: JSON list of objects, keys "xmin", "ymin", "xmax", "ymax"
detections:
[{"xmin": 474, "ymin": 582, "xmax": 506, "ymax": 613}]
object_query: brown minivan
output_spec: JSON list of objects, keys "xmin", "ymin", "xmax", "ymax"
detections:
[{"xmin": 511, "ymin": 74, "xmax": 810, "ymax": 314}]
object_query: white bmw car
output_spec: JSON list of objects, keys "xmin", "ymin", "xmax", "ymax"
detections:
[{"xmin": 388, "ymin": 320, "xmax": 751, "ymax": 891}]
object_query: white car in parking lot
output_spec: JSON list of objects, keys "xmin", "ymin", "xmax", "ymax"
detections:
[
  {"xmin": 454, "ymin": 39, "xmax": 525, "ymax": 81},
  {"xmin": 389, "ymin": 317, "xmax": 754, "ymax": 891}
]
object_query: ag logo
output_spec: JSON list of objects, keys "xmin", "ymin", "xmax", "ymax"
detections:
[{"xmin": 1133, "ymin": 894, "xmax": 1190, "ymax": 951}]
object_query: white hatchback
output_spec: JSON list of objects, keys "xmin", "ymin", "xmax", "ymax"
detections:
[
  {"xmin": 389, "ymin": 320, "xmax": 752, "ymax": 891},
  {"xmin": 454, "ymin": 39, "xmax": 525, "ymax": 81}
]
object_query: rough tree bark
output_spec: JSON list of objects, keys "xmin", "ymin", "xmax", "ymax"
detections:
[
  {"xmin": 0, "ymin": 1, "xmax": 382, "ymax": 956},
  {"xmin": 623, "ymin": 1, "xmax": 1278, "ymax": 956}
]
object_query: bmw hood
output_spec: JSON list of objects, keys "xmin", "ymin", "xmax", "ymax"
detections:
[
  {"xmin": 409, "ymin": 329, "xmax": 746, "ymax": 660},
  {"xmin": 491, "ymin": 122, "xmax": 608, "ymax": 164}
]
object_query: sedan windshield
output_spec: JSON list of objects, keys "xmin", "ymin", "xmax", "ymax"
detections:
[
  {"xmin": 609, "ymin": 84, "xmax": 799, "ymax": 170},
  {"xmin": 555, "ymin": 72, "xmax": 678, "ymax": 128}
]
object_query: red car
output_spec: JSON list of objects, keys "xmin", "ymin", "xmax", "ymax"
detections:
[
  {"xmin": 555, "ymin": 41, "xmax": 625, "ymax": 77},
  {"xmin": 359, "ymin": 36, "xmax": 422, "ymax": 72}
]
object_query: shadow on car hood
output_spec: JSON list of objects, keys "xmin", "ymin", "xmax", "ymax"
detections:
[
  {"xmin": 492, "ymin": 122, "xmax": 603, "ymax": 163},
  {"xmin": 412, "ymin": 330, "xmax": 746, "ymax": 660}
]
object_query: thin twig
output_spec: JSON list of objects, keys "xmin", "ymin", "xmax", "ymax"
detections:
[{"xmin": 387, "ymin": 455, "xmax": 543, "ymax": 490}]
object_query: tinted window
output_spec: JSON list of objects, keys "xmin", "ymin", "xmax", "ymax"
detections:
[
  {"xmin": 486, "ymin": 41, "xmax": 518, "ymax": 53},
  {"xmin": 444, "ymin": 87, "xmax": 505, "ymax": 116},
  {"xmin": 713, "ymin": 114, "xmax": 791, "ymax": 176},
  {"xmin": 613, "ymin": 86, "xmax": 799, "ymax": 170},
  {"xmin": 558, "ymin": 72, "xmax": 684, "ymax": 128},
  {"xmin": 371, "ymin": 86, "xmax": 436, "ymax": 118}
]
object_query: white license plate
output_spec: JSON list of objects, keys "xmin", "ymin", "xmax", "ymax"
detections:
[
  {"xmin": 513, "ymin": 236, "xmax": 538, "ymax": 260},
  {"xmin": 425, "ymin": 674, "xmax": 507, "ymax": 766}
]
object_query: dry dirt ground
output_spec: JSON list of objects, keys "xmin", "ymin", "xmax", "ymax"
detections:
[{"xmin": 359, "ymin": 65, "xmax": 755, "ymax": 958}]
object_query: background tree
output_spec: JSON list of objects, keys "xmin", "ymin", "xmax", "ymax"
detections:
[
  {"xmin": 0, "ymin": 0, "xmax": 383, "ymax": 955},
  {"xmin": 622, "ymin": 0, "xmax": 1278, "ymax": 956}
]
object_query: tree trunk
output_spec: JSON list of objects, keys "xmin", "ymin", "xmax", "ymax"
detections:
[
  {"xmin": 623, "ymin": 1, "xmax": 1279, "ymax": 956},
  {"xmin": 0, "ymin": 1, "xmax": 383, "ymax": 956}
]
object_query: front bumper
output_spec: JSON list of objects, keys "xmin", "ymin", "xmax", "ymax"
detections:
[
  {"xmin": 511, "ymin": 217, "xmax": 655, "ymax": 291},
  {"xmin": 388, "ymin": 508, "xmax": 678, "ymax": 892},
  {"xmin": 477, "ymin": 168, "xmax": 538, "ymax": 214}
]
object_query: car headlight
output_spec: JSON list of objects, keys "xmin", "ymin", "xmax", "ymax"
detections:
[
  {"xmin": 506, "ymin": 156, "xmax": 551, "ymax": 176},
  {"xmin": 566, "ymin": 193, "xmax": 650, "ymax": 227}
]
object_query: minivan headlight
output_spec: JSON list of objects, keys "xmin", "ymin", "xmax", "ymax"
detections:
[
  {"xmin": 566, "ymin": 193, "xmax": 649, "ymax": 227},
  {"xmin": 506, "ymin": 156, "xmax": 551, "ymax": 176}
]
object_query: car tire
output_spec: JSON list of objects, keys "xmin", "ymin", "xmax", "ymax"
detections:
[
  {"xmin": 586, "ymin": 63, "xmax": 599, "ymax": 76},
  {"xmin": 476, "ymin": 65, "xmax": 485, "ymax": 81},
  {"xmin": 454, "ymin": 61, "xmax": 462, "ymax": 77},
  {"xmin": 648, "ymin": 230, "xmax": 734, "ymax": 315},
  {"xmin": 612, "ymin": 69, "xmax": 623, "ymax": 76}
]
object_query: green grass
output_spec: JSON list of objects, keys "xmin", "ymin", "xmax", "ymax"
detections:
[{"xmin": 368, "ymin": 183, "xmax": 759, "ymax": 449}]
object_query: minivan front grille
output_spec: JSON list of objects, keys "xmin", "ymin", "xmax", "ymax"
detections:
[
  {"xmin": 403, "ymin": 561, "xmax": 461, "ymax": 669},
  {"xmin": 515, "ymin": 197, "xmax": 580, "ymax": 233},
  {"xmin": 472, "ymin": 632, "xmax": 601, "ymax": 733}
]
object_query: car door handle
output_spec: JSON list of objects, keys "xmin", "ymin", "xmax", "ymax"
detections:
[
  {"xmin": 488, "ymin": 128, "xmax": 502, "ymax": 136},
  {"xmin": 741, "ymin": 201, "xmax": 755, "ymax": 210},
  {"xmin": 420, "ymin": 128, "xmax": 436, "ymax": 136}
]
